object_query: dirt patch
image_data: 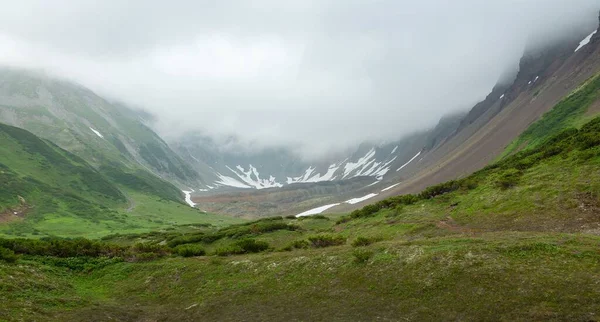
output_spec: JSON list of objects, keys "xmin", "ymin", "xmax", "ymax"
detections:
[
  {"xmin": 436, "ymin": 216, "xmax": 476, "ymax": 235},
  {"xmin": 0, "ymin": 209, "xmax": 24, "ymax": 223},
  {"xmin": 585, "ymin": 96, "xmax": 600, "ymax": 117},
  {"xmin": 0, "ymin": 197, "xmax": 31, "ymax": 223}
]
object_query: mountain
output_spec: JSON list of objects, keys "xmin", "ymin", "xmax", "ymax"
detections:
[
  {"xmin": 173, "ymin": 131, "xmax": 430, "ymax": 191},
  {"xmin": 0, "ymin": 68, "xmax": 204, "ymax": 191},
  {"xmin": 182, "ymin": 13, "xmax": 600, "ymax": 218},
  {"xmin": 3, "ymin": 107, "xmax": 600, "ymax": 321},
  {"xmin": 0, "ymin": 122, "xmax": 241, "ymax": 238}
]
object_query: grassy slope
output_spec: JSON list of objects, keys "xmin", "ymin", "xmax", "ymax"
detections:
[
  {"xmin": 2, "ymin": 75, "xmax": 600, "ymax": 321},
  {"xmin": 0, "ymin": 123, "xmax": 243, "ymax": 238},
  {"xmin": 502, "ymin": 73, "xmax": 600, "ymax": 157},
  {"xmin": 2, "ymin": 118, "xmax": 600, "ymax": 320}
]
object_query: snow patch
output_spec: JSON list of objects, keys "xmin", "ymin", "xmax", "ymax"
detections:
[
  {"xmin": 365, "ymin": 181, "xmax": 379, "ymax": 188},
  {"xmin": 396, "ymin": 151, "xmax": 422, "ymax": 172},
  {"xmin": 499, "ymin": 94, "xmax": 505, "ymax": 99},
  {"xmin": 227, "ymin": 165, "xmax": 282, "ymax": 189},
  {"xmin": 381, "ymin": 183, "xmax": 400, "ymax": 192},
  {"xmin": 575, "ymin": 30, "xmax": 598, "ymax": 52},
  {"xmin": 296, "ymin": 203, "xmax": 340, "ymax": 217},
  {"xmin": 343, "ymin": 149, "xmax": 376, "ymax": 178},
  {"xmin": 345, "ymin": 193, "xmax": 378, "ymax": 205},
  {"xmin": 89, "ymin": 127, "xmax": 104, "ymax": 138},
  {"xmin": 391, "ymin": 146, "xmax": 398, "ymax": 154},
  {"xmin": 216, "ymin": 174, "xmax": 252, "ymax": 189},
  {"xmin": 182, "ymin": 190, "xmax": 196, "ymax": 207},
  {"xmin": 287, "ymin": 163, "xmax": 341, "ymax": 184},
  {"xmin": 533, "ymin": 76, "xmax": 539, "ymax": 83}
]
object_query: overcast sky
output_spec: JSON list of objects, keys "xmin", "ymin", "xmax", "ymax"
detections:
[{"xmin": 0, "ymin": 0, "xmax": 598, "ymax": 158}]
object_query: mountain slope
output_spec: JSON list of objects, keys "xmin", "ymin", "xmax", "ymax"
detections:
[
  {"xmin": 0, "ymin": 123, "xmax": 242, "ymax": 238},
  {"xmin": 0, "ymin": 68, "xmax": 204, "ymax": 191},
  {"xmin": 0, "ymin": 123, "xmax": 125, "ymax": 230},
  {"xmin": 173, "ymin": 131, "xmax": 428, "ymax": 191},
  {"xmin": 329, "ymin": 16, "xmax": 600, "ymax": 211},
  {"xmin": 2, "ymin": 112, "xmax": 600, "ymax": 321}
]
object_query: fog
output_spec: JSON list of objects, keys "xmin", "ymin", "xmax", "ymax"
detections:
[{"xmin": 0, "ymin": 0, "xmax": 598, "ymax": 158}]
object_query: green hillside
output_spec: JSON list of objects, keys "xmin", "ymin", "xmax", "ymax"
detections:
[
  {"xmin": 0, "ymin": 123, "xmax": 242, "ymax": 239},
  {"xmin": 1, "ymin": 82, "xmax": 600, "ymax": 320},
  {"xmin": 502, "ymin": 73, "xmax": 600, "ymax": 157},
  {"xmin": 0, "ymin": 68, "xmax": 204, "ymax": 189}
]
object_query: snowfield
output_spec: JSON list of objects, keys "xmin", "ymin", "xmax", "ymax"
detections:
[
  {"xmin": 182, "ymin": 190, "xmax": 196, "ymax": 207},
  {"xmin": 575, "ymin": 29, "xmax": 598, "ymax": 52},
  {"xmin": 296, "ymin": 203, "xmax": 341, "ymax": 217},
  {"xmin": 345, "ymin": 193, "xmax": 378, "ymax": 205},
  {"xmin": 213, "ymin": 146, "xmax": 410, "ymax": 190},
  {"xmin": 216, "ymin": 173, "xmax": 251, "ymax": 189},
  {"xmin": 226, "ymin": 165, "xmax": 283, "ymax": 189}
]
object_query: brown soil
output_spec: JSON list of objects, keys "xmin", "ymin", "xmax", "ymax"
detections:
[{"xmin": 585, "ymin": 96, "xmax": 600, "ymax": 117}]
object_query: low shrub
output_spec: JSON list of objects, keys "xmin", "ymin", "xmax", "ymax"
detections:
[
  {"xmin": 352, "ymin": 249, "xmax": 373, "ymax": 264},
  {"xmin": 215, "ymin": 239, "xmax": 270, "ymax": 256},
  {"xmin": 235, "ymin": 239, "xmax": 270, "ymax": 253},
  {"xmin": 174, "ymin": 244, "xmax": 206, "ymax": 257},
  {"xmin": 35, "ymin": 256, "xmax": 123, "ymax": 271},
  {"xmin": 0, "ymin": 246, "xmax": 18, "ymax": 263},
  {"xmin": 308, "ymin": 235, "xmax": 346, "ymax": 248},
  {"xmin": 351, "ymin": 236, "xmax": 383, "ymax": 247},
  {"xmin": 495, "ymin": 169, "xmax": 523, "ymax": 190},
  {"xmin": 284, "ymin": 240, "xmax": 310, "ymax": 251}
]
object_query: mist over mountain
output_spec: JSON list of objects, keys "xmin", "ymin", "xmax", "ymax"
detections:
[{"xmin": 0, "ymin": 1, "xmax": 598, "ymax": 157}]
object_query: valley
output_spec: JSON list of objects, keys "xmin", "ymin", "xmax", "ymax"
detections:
[{"xmin": 1, "ymin": 4, "xmax": 600, "ymax": 321}]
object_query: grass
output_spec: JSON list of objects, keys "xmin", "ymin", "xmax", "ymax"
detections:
[
  {"xmin": 2, "ymin": 233, "xmax": 600, "ymax": 321},
  {"xmin": 502, "ymin": 72, "xmax": 600, "ymax": 157},
  {"xmin": 0, "ymin": 141, "xmax": 598, "ymax": 319},
  {"xmin": 0, "ymin": 190, "xmax": 243, "ymax": 239},
  {"xmin": 1, "ymin": 74, "xmax": 600, "ymax": 320}
]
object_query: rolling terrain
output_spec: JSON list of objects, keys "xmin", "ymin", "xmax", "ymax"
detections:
[
  {"xmin": 1, "ymin": 92, "xmax": 600, "ymax": 320},
  {"xmin": 0, "ymin": 122, "xmax": 241, "ymax": 238},
  {"xmin": 1, "ymin": 9, "xmax": 600, "ymax": 322}
]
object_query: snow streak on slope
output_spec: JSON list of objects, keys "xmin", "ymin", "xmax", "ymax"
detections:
[
  {"xmin": 296, "ymin": 203, "xmax": 341, "ymax": 217},
  {"xmin": 396, "ymin": 151, "xmax": 422, "ymax": 172},
  {"xmin": 89, "ymin": 127, "xmax": 104, "ymax": 138},
  {"xmin": 216, "ymin": 173, "xmax": 251, "ymax": 189},
  {"xmin": 226, "ymin": 165, "xmax": 283, "ymax": 189},
  {"xmin": 575, "ymin": 30, "xmax": 598, "ymax": 52},
  {"xmin": 345, "ymin": 193, "xmax": 378, "ymax": 205},
  {"xmin": 381, "ymin": 183, "xmax": 400, "ymax": 192},
  {"xmin": 286, "ymin": 163, "xmax": 342, "ymax": 184},
  {"xmin": 182, "ymin": 190, "xmax": 196, "ymax": 207},
  {"xmin": 343, "ymin": 149, "xmax": 377, "ymax": 178}
]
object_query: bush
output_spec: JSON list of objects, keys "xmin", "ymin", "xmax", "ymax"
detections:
[
  {"xmin": 308, "ymin": 235, "xmax": 346, "ymax": 248},
  {"xmin": 419, "ymin": 180, "xmax": 461, "ymax": 199},
  {"xmin": 352, "ymin": 249, "xmax": 373, "ymax": 264},
  {"xmin": 351, "ymin": 236, "xmax": 382, "ymax": 247},
  {"xmin": 215, "ymin": 239, "xmax": 270, "ymax": 256},
  {"xmin": 495, "ymin": 169, "xmax": 523, "ymax": 190},
  {"xmin": 235, "ymin": 239, "xmax": 270, "ymax": 253},
  {"xmin": 175, "ymin": 244, "xmax": 206, "ymax": 257},
  {"xmin": 36, "ymin": 256, "xmax": 122, "ymax": 271},
  {"xmin": 284, "ymin": 240, "xmax": 310, "ymax": 251},
  {"xmin": 0, "ymin": 246, "xmax": 18, "ymax": 263}
]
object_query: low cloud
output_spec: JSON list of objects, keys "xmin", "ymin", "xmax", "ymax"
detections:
[{"xmin": 0, "ymin": 0, "xmax": 598, "ymax": 158}]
